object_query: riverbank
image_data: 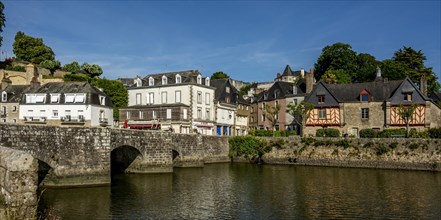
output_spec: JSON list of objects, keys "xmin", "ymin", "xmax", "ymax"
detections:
[{"xmin": 231, "ymin": 137, "xmax": 441, "ymax": 171}]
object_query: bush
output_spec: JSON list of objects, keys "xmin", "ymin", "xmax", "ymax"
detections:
[
  {"xmin": 359, "ymin": 129, "xmax": 377, "ymax": 138},
  {"xmin": 250, "ymin": 130, "xmax": 296, "ymax": 137},
  {"xmin": 63, "ymin": 73, "xmax": 90, "ymax": 82},
  {"xmin": 428, "ymin": 128, "xmax": 441, "ymax": 139},
  {"xmin": 375, "ymin": 144, "xmax": 390, "ymax": 155},
  {"xmin": 4, "ymin": 65, "xmax": 26, "ymax": 72},
  {"xmin": 377, "ymin": 128, "xmax": 406, "ymax": 138},
  {"xmin": 316, "ymin": 128, "xmax": 340, "ymax": 137},
  {"xmin": 228, "ymin": 136, "xmax": 269, "ymax": 158},
  {"xmin": 335, "ymin": 139, "xmax": 350, "ymax": 149},
  {"xmin": 389, "ymin": 142, "xmax": 399, "ymax": 149},
  {"xmin": 39, "ymin": 59, "xmax": 60, "ymax": 72},
  {"xmin": 408, "ymin": 128, "xmax": 429, "ymax": 138}
]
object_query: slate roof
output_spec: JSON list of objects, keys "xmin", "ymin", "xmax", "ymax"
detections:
[
  {"xmin": 1, "ymin": 85, "xmax": 31, "ymax": 103},
  {"xmin": 280, "ymin": 65, "xmax": 306, "ymax": 77},
  {"xmin": 18, "ymin": 82, "xmax": 113, "ymax": 107},
  {"xmin": 117, "ymin": 78, "xmax": 135, "ymax": 87},
  {"xmin": 210, "ymin": 79, "xmax": 249, "ymax": 105},
  {"xmin": 324, "ymin": 80, "xmax": 403, "ymax": 102},
  {"xmin": 131, "ymin": 70, "xmax": 210, "ymax": 87},
  {"xmin": 430, "ymin": 92, "xmax": 441, "ymax": 103},
  {"xmin": 257, "ymin": 80, "xmax": 306, "ymax": 102}
]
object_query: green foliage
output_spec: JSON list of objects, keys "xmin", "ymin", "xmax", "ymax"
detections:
[
  {"xmin": 381, "ymin": 59, "xmax": 407, "ymax": 80},
  {"xmin": 228, "ymin": 136, "xmax": 269, "ymax": 158},
  {"xmin": 359, "ymin": 129, "xmax": 377, "ymax": 138},
  {"xmin": 81, "ymin": 63, "xmax": 103, "ymax": 78},
  {"xmin": 316, "ymin": 128, "xmax": 340, "ymax": 137},
  {"xmin": 389, "ymin": 142, "xmax": 399, "ymax": 149},
  {"xmin": 377, "ymin": 128, "xmax": 406, "ymax": 138},
  {"xmin": 90, "ymin": 78, "xmax": 128, "ymax": 119},
  {"xmin": 407, "ymin": 143, "xmax": 419, "ymax": 150},
  {"xmin": 375, "ymin": 144, "xmax": 390, "ymax": 156},
  {"xmin": 335, "ymin": 139, "xmax": 350, "ymax": 149},
  {"xmin": 210, "ymin": 71, "xmax": 229, "ymax": 80},
  {"xmin": 314, "ymin": 42, "xmax": 358, "ymax": 82},
  {"xmin": 263, "ymin": 103, "xmax": 281, "ymax": 131},
  {"xmin": 428, "ymin": 128, "xmax": 441, "ymax": 139},
  {"xmin": 301, "ymin": 137, "xmax": 315, "ymax": 146},
  {"xmin": 0, "ymin": 2, "xmax": 5, "ymax": 47},
  {"xmin": 62, "ymin": 61, "xmax": 81, "ymax": 73},
  {"xmin": 12, "ymin": 31, "xmax": 55, "ymax": 64},
  {"xmin": 286, "ymin": 101, "xmax": 315, "ymax": 136},
  {"xmin": 408, "ymin": 128, "xmax": 429, "ymax": 138},
  {"xmin": 39, "ymin": 60, "xmax": 60, "ymax": 73},
  {"xmin": 249, "ymin": 130, "xmax": 296, "ymax": 137},
  {"xmin": 355, "ymin": 53, "xmax": 380, "ymax": 82},
  {"xmin": 4, "ymin": 65, "xmax": 25, "ymax": 72},
  {"xmin": 268, "ymin": 139, "xmax": 285, "ymax": 149},
  {"xmin": 240, "ymin": 84, "xmax": 252, "ymax": 95},
  {"xmin": 363, "ymin": 142, "xmax": 374, "ymax": 148},
  {"xmin": 63, "ymin": 73, "xmax": 89, "ymax": 82}
]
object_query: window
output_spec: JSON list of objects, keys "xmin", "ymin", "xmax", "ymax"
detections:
[
  {"xmin": 1, "ymin": 106, "xmax": 6, "ymax": 115},
  {"xmin": 75, "ymin": 94, "xmax": 85, "ymax": 103},
  {"xmin": 175, "ymin": 91, "xmax": 181, "ymax": 103},
  {"xmin": 206, "ymin": 108, "xmax": 210, "ymax": 120},
  {"xmin": 183, "ymin": 109, "xmax": 188, "ymax": 119},
  {"xmin": 53, "ymin": 110, "xmax": 58, "ymax": 117},
  {"xmin": 78, "ymin": 110, "xmax": 84, "ymax": 118},
  {"xmin": 262, "ymin": 114, "xmax": 266, "ymax": 121},
  {"xmin": 361, "ymin": 94, "xmax": 369, "ymax": 102},
  {"xmin": 12, "ymin": 106, "xmax": 17, "ymax": 112},
  {"xmin": 139, "ymin": 111, "xmax": 144, "ymax": 119},
  {"xmin": 176, "ymin": 74, "xmax": 181, "ymax": 84},
  {"xmin": 275, "ymin": 100, "xmax": 279, "ymax": 107},
  {"xmin": 1, "ymin": 91, "xmax": 7, "ymax": 102},
  {"xmin": 319, "ymin": 109, "xmax": 326, "ymax": 119},
  {"xmin": 35, "ymin": 95, "xmax": 45, "ymax": 103},
  {"xmin": 152, "ymin": 111, "xmax": 156, "ymax": 119},
  {"xmin": 197, "ymin": 108, "xmax": 202, "ymax": 119},
  {"xmin": 226, "ymin": 87, "xmax": 230, "ymax": 93},
  {"xmin": 99, "ymin": 96, "xmax": 106, "ymax": 105},
  {"xmin": 205, "ymin": 93, "xmax": 210, "ymax": 105},
  {"xmin": 362, "ymin": 108, "xmax": 369, "ymax": 119},
  {"xmin": 251, "ymin": 106, "xmax": 254, "ymax": 113},
  {"xmin": 318, "ymin": 96, "xmax": 325, "ymax": 104},
  {"xmin": 166, "ymin": 109, "xmax": 172, "ymax": 119},
  {"xmin": 65, "ymin": 94, "xmax": 75, "ymax": 103},
  {"xmin": 149, "ymin": 77, "xmax": 154, "ymax": 86},
  {"xmin": 293, "ymin": 99, "xmax": 298, "ymax": 105},
  {"xmin": 197, "ymin": 75, "xmax": 202, "ymax": 84},
  {"xmin": 225, "ymin": 96, "xmax": 230, "ymax": 103},
  {"xmin": 162, "ymin": 75, "xmax": 167, "ymax": 85},
  {"xmin": 205, "ymin": 77, "xmax": 210, "ymax": 86},
  {"xmin": 148, "ymin": 92, "xmax": 154, "ymax": 104},
  {"xmin": 197, "ymin": 91, "xmax": 202, "ymax": 104},
  {"xmin": 404, "ymin": 93, "xmax": 412, "ymax": 101},
  {"xmin": 161, "ymin": 92, "xmax": 167, "ymax": 104},
  {"xmin": 262, "ymin": 103, "xmax": 266, "ymax": 111},
  {"xmin": 50, "ymin": 94, "xmax": 60, "ymax": 103},
  {"xmin": 136, "ymin": 93, "xmax": 142, "ymax": 105},
  {"xmin": 126, "ymin": 111, "xmax": 131, "ymax": 119},
  {"xmin": 65, "ymin": 110, "xmax": 71, "ymax": 116},
  {"xmin": 251, "ymin": 116, "xmax": 254, "ymax": 123},
  {"xmin": 13, "ymin": 119, "xmax": 16, "ymax": 123},
  {"xmin": 135, "ymin": 78, "xmax": 142, "ymax": 87}
]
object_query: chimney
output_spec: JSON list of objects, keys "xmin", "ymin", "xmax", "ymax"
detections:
[
  {"xmin": 420, "ymin": 75, "xmax": 427, "ymax": 96},
  {"xmin": 1, "ymin": 73, "xmax": 12, "ymax": 90},
  {"xmin": 375, "ymin": 66, "xmax": 383, "ymax": 82},
  {"xmin": 300, "ymin": 68, "xmax": 305, "ymax": 78},
  {"xmin": 293, "ymin": 85, "xmax": 297, "ymax": 95},
  {"xmin": 306, "ymin": 68, "xmax": 314, "ymax": 94},
  {"xmin": 276, "ymin": 72, "xmax": 281, "ymax": 78}
]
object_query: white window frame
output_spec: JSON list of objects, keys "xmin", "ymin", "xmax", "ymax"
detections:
[
  {"xmin": 197, "ymin": 75, "xmax": 202, "ymax": 84},
  {"xmin": 1, "ymin": 91, "xmax": 6, "ymax": 102},
  {"xmin": 148, "ymin": 92, "xmax": 154, "ymax": 104},
  {"xmin": 175, "ymin": 91, "xmax": 181, "ymax": 103},
  {"xmin": 166, "ymin": 109, "xmax": 172, "ymax": 119},
  {"xmin": 136, "ymin": 93, "xmax": 142, "ymax": 105},
  {"xmin": 149, "ymin": 77, "xmax": 154, "ymax": 86},
  {"xmin": 50, "ymin": 94, "xmax": 60, "ymax": 103},
  {"xmin": 126, "ymin": 111, "xmax": 131, "ymax": 119},
  {"xmin": 139, "ymin": 111, "xmax": 144, "ymax": 119},
  {"xmin": 197, "ymin": 91, "xmax": 202, "ymax": 104},
  {"xmin": 53, "ymin": 110, "xmax": 59, "ymax": 118},
  {"xmin": 161, "ymin": 92, "xmax": 167, "ymax": 104},
  {"xmin": 99, "ymin": 96, "xmax": 106, "ymax": 105},
  {"xmin": 319, "ymin": 109, "xmax": 327, "ymax": 119},
  {"xmin": 205, "ymin": 108, "xmax": 210, "ymax": 120},
  {"xmin": 162, "ymin": 75, "xmax": 167, "ymax": 85},
  {"xmin": 197, "ymin": 107, "xmax": 202, "ymax": 119},
  {"xmin": 183, "ymin": 109, "xmax": 187, "ymax": 120},
  {"xmin": 176, "ymin": 74, "xmax": 181, "ymax": 84},
  {"xmin": 205, "ymin": 77, "xmax": 210, "ymax": 86},
  {"xmin": 205, "ymin": 93, "xmax": 210, "ymax": 105}
]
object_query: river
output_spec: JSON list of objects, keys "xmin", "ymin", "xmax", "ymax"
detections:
[{"xmin": 38, "ymin": 163, "xmax": 441, "ymax": 219}]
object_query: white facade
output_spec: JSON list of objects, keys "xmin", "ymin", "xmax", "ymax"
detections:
[{"xmin": 215, "ymin": 102, "xmax": 235, "ymax": 136}]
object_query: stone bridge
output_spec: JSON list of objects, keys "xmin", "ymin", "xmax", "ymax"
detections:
[{"xmin": 0, "ymin": 124, "xmax": 229, "ymax": 187}]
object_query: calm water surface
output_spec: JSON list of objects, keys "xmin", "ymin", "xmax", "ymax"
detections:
[{"xmin": 39, "ymin": 163, "xmax": 441, "ymax": 219}]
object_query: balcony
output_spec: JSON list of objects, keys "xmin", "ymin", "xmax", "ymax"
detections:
[
  {"xmin": 24, "ymin": 116, "xmax": 47, "ymax": 124},
  {"xmin": 61, "ymin": 115, "xmax": 86, "ymax": 125}
]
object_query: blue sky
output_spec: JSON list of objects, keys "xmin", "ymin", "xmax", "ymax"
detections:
[{"xmin": 1, "ymin": 1, "xmax": 440, "ymax": 83}]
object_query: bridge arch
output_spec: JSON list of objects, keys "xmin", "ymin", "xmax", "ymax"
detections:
[{"xmin": 111, "ymin": 145, "xmax": 142, "ymax": 175}]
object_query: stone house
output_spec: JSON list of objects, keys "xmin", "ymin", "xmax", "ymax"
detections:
[
  {"xmin": 304, "ymin": 70, "xmax": 441, "ymax": 136},
  {"xmin": 274, "ymin": 65, "xmax": 306, "ymax": 83},
  {"xmin": 19, "ymin": 81, "xmax": 113, "ymax": 127},
  {"xmin": 121, "ymin": 70, "xmax": 215, "ymax": 135},
  {"xmin": 211, "ymin": 78, "xmax": 250, "ymax": 136},
  {"xmin": 0, "ymin": 77, "xmax": 29, "ymax": 124}
]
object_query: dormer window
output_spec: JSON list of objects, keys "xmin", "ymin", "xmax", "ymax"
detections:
[
  {"xmin": 149, "ymin": 77, "xmax": 154, "ymax": 86},
  {"xmin": 1, "ymin": 91, "xmax": 6, "ymax": 102},
  {"xmin": 263, "ymin": 93, "xmax": 268, "ymax": 100},
  {"xmin": 205, "ymin": 77, "xmax": 210, "ymax": 86},
  {"xmin": 404, "ymin": 92, "xmax": 412, "ymax": 101},
  {"xmin": 135, "ymin": 78, "xmax": 142, "ymax": 87},
  {"xmin": 360, "ymin": 94, "xmax": 369, "ymax": 102},
  {"xmin": 274, "ymin": 89, "xmax": 280, "ymax": 98},
  {"xmin": 162, "ymin": 75, "xmax": 167, "ymax": 85},
  {"xmin": 99, "ymin": 96, "xmax": 106, "ymax": 105},
  {"xmin": 197, "ymin": 74, "xmax": 202, "ymax": 84},
  {"xmin": 226, "ymin": 86, "xmax": 230, "ymax": 93},
  {"xmin": 50, "ymin": 94, "xmax": 60, "ymax": 103},
  {"xmin": 318, "ymin": 95, "xmax": 325, "ymax": 104},
  {"xmin": 176, "ymin": 74, "xmax": 181, "ymax": 84}
]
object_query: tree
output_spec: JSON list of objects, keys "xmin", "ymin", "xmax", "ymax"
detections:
[
  {"xmin": 81, "ymin": 63, "xmax": 103, "ymax": 78},
  {"xmin": 62, "ymin": 61, "xmax": 81, "ymax": 73},
  {"xmin": 240, "ymin": 84, "xmax": 252, "ymax": 95},
  {"xmin": 314, "ymin": 42, "xmax": 358, "ymax": 82},
  {"xmin": 396, "ymin": 104, "xmax": 418, "ymax": 137},
  {"xmin": 12, "ymin": 31, "xmax": 55, "ymax": 64},
  {"xmin": 355, "ymin": 53, "xmax": 380, "ymax": 82},
  {"xmin": 286, "ymin": 101, "xmax": 315, "ymax": 137},
  {"xmin": 391, "ymin": 46, "xmax": 440, "ymax": 93},
  {"xmin": 90, "ymin": 78, "xmax": 128, "ymax": 119},
  {"xmin": 39, "ymin": 60, "xmax": 60, "ymax": 74},
  {"xmin": 0, "ymin": 2, "xmax": 5, "ymax": 47},
  {"xmin": 381, "ymin": 59, "xmax": 407, "ymax": 80},
  {"xmin": 262, "ymin": 103, "xmax": 281, "ymax": 131},
  {"xmin": 211, "ymin": 71, "xmax": 229, "ymax": 80}
]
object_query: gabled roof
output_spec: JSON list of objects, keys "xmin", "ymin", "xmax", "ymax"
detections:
[
  {"xmin": 282, "ymin": 65, "xmax": 295, "ymax": 76},
  {"xmin": 257, "ymin": 80, "xmax": 305, "ymax": 102},
  {"xmin": 324, "ymin": 80, "xmax": 403, "ymax": 102},
  {"xmin": 429, "ymin": 92, "xmax": 441, "ymax": 102},
  {"xmin": 210, "ymin": 78, "xmax": 249, "ymax": 105}
]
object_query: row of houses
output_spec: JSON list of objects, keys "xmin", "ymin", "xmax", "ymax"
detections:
[
  {"xmin": 119, "ymin": 65, "xmax": 441, "ymax": 137},
  {"xmin": 0, "ymin": 65, "xmax": 114, "ymax": 127}
]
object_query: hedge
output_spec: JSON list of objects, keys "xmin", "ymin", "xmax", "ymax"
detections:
[{"xmin": 316, "ymin": 128, "xmax": 340, "ymax": 137}]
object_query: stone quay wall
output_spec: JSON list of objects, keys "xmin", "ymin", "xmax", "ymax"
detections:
[
  {"xmin": 0, "ymin": 146, "xmax": 38, "ymax": 220},
  {"xmin": 202, "ymin": 135, "xmax": 229, "ymax": 163},
  {"xmin": 260, "ymin": 137, "xmax": 441, "ymax": 171}
]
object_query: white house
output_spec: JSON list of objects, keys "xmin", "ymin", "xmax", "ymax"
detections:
[
  {"xmin": 121, "ymin": 70, "xmax": 215, "ymax": 135},
  {"xmin": 19, "ymin": 82, "xmax": 113, "ymax": 127}
]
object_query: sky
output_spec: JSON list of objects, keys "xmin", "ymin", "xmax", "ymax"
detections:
[{"xmin": 1, "ymin": 0, "xmax": 440, "ymax": 84}]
